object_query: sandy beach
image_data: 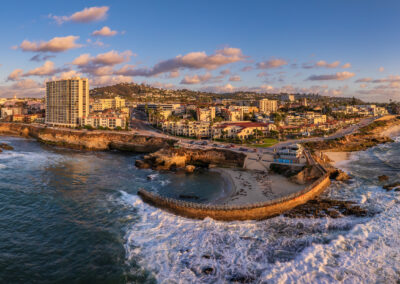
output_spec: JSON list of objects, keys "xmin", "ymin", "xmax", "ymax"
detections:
[
  {"xmin": 324, "ymin": 151, "xmax": 352, "ymax": 167},
  {"xmin": 211, "ymin": 168, "xmax": 305, "ymax": 205},
  {"xmin": 381, "ymin": 124, "xmax": 400, "ymax": 139}
]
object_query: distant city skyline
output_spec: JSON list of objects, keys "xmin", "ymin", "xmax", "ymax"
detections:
[{"xmin": 1, "ymin": 0, "xmax": 400, "ymax": 102}]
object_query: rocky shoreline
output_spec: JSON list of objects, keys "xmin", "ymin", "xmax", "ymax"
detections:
[
  {"xmin": 292, "ymin": 116, "xmax": 400, "ymax": 218},
  {"xmin": 135, "ymin": 147, "xmax": 246, "ymax": 170},
  {"xmin": 2, "ymin": 117, "xmax": 400, "ymax": 220},
  {"xmin": 0, "ymin": 122, "xmax": 176, "ymax": 152}
]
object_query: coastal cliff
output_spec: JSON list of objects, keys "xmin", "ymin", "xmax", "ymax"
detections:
[
  {"xmin": 135, "ymin": 147, "xmax": 246, "ymax": 170},
  {"xmin": 0, "ymin": 123, "xmax": 176, "ymax": 152},
  {"xmin": 303, "ymin": 116, "xmax": 400, "ymax": 152}
]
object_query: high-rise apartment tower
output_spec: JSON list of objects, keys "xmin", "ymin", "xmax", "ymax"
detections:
[{"xmin": 45, "ymin": 77, "xmax": 89, "ymax": 127}]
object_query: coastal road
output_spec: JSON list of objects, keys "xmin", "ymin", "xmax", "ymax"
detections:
[{"xmin": 264, "ymin": 116, "xmax": 377, "ymax": 152}]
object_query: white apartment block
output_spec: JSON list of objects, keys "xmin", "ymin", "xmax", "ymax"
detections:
[
  {"xmin": 161, "ymin": 120, "xmax": 211, "ymax": 138},
  {"xmin": 45, "ymin": 77, "xmax": 89, "ymax": 127},
  {"xmin": 92, "ymin": 96, "xmax": 126, "ymax": 111},
  {"xmin": 196, "ymin": 107, "xmax": 216, "ymax": 122},
  {"xmin": 258, "ymin": 99, "xmax": 278, "ymax": 114},
  {"xmin": 81, "ymin": 115, "xmax": 126, "ymax": 129}
]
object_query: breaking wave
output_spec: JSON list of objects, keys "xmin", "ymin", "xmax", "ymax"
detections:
[{"xmin": 120, "ymin": 136, "xmax": 400, "ymax": 283}]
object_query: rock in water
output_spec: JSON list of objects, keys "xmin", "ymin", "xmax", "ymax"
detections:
[
  {"xmin": 185, "ymin": 165, "xmax": 196, "ymax": 173},
  {"xmin": 330, "ymin": 169, "xmax": 350, "ymax": 181},
  {"xmin": 0, "ymin": 143, "xmax": 13, "ymax": 150},
  {"xmin": 383, "ymin": 182, "xmax": 400, "ymax": 191},
  {"xmin": 378, "ymin": 175, "xmax": 389, "ymax": 182},
  {"xmin": 135, "ymin": 160, "xmax": 151, "ymax": 169}
]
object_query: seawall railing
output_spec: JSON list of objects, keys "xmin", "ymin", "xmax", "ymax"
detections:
[{"xmin": 138, "ymin": 151, "xmax": 331, "ymax": 220}]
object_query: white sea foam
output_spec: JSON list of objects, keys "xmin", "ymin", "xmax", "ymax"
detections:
[
  {"xmin": 118, "ymin": 189, "xmax": 400, "ymax": 283},
  {"xmin": 116, "ymin": 137, "xmax": 400, "ymax": 283}
]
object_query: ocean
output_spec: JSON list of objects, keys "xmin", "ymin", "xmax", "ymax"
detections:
[{"xmin": 1, "ymin": 135, "xmax": 400, "ymax": 283}]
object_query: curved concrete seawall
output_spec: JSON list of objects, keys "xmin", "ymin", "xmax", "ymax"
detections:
[
  {"xmin": 0, "ymin": 122, "xmax": 176, "ymax": 152},
  {"xmin": 138, "ymin": 163, "xmax": 331, "ymax": 221}
]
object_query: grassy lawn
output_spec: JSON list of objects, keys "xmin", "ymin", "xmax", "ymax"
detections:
[{"xmin": 248, "ymin": 138, "xmax": 279, "ymax": 148}]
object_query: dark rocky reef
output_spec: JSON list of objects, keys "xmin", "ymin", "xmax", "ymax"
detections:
[
  {"xmin": 0, "ymin": 143, "xmax": 14, "ymax": 151},
  {"xmin": 269, "ymin": 163, "xmax": 322, "ymax": 185},
  {"xmin": 383, "ymin": 182, "xmax": 400, "ymax": 191},
  {"xmin": 283, "ymin": 198, "xmax": 369, "ymax": 218}
]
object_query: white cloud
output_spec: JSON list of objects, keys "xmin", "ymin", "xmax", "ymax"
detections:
[
  {"xmin": 71, "ymin": 50, "xmax": 133, "ymax": 76},
  {"xmin": 92, "ymin": 26, "xmax": 118, "ymax": 37},
  {"xmin": 229, "ymin": 75, "xmax": 241, "ymax": 82},
  {"xmin": 342, "ymin": 63, "xmax": 351, "ymax": 69},
  {"xmin": 315, "ymin": 60, "xmax": 340, "ymax": 68},
  {"xmin": 24, "ymin": 61, "xmax": 64, "ymax": 76},
  {"xmin": 167, "ymin": 70, "xmax": 180, "ymax": 78},
  {"xmin": 220, "ymin": 69, "xmax": 231, "ymax": 75},
  {"xmin": 19, "ymin": 36, "xmax": 81, "ymax": 52},
  {"xmin": 50, "ymin": 6, "xmax": 109, "ymax": 24},
  {"xmin": 7, "ymin": 69, "xmax": 24, "ymax": 81},
  {"xmin": 355, "ymin": 77, "xmax": 372, "ymax": 83},
  {"xmin": 116, "ymin": 47, "xmax": 245, "ymax": 77},
  {"xmin": 90, "ymin": 75, "xmax": 132, "ymax": 87},
  {"xmin": 0, "ymin": 79, "xmax": 44, "ymax": 98},
  {"xmin": 307, "ymin": 71, "xmax": 355, "ymax": 81},
  {"xmin": 256, "ymin": 58, "xmax": 287, "ymax": 69},
  {"xmin": 180, "ymin": 73, "xmax": 212, "ymax": 84},
  {"xmin": 379, "ymin": 67, "xmax": 385, "ymax": 72}
]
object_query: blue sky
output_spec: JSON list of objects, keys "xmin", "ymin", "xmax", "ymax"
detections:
[{"xmin": 1, "ymin": 0, "xmax": 400, "ymax": 102}]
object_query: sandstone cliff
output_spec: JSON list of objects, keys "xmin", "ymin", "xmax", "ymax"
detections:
[
  {"xmin": 303, "ymin": 117, "xmax": 400, "ymax": 152},
  {"xmin": 135, "ymin": 147, "xmax": 246, "ymax": 170},
  {"xmin": 0, "ymin": 123, "xmax": 176, "ymax": 152}
]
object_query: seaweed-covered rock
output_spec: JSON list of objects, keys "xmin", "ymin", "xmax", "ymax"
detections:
[
  {"xmin": 0, "ymin": 143, "xmax": 13, "ymax": 150},
  {"xmin": 378, "ymin": 175, "xmax": 389, "ymax": 182},
  {"xmin": 284, "ymin": 198, "xmax": 369, "ymax": 218},
  {"xmin": 383, "ymin": 182, "xmax": 400, "ymax": 191}
]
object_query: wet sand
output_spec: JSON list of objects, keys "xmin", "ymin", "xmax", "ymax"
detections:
[
  {"xmin": 324, "ymin": 151, "xmax": 352, "ymax": 167},
  {"xmin": 211, "ymin": 168, "xmax": 305, "ymax": 205}
]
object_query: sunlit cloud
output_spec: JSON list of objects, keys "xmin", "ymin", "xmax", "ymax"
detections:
[
  {"xmin": 241, "ymin": 66, "xmax": 253, "ymax": 72},
  {"xmin": 23, "ymin": 61, "xmax": 66, "ymax": 77},
  {"xmin": 229, "ymin": 75, "xmax": 241, "ymax": 82},
  {"xmin": 19, "ymin": 36, "xmax": 82, "ymax": 53},
  {"xmin": 30, "ymin": 54, "xmax": 56, "ymax": 62},
  {"xmin": 116, "ymin": 47, "xmax": 246, "ymax": 77},
  {"xmin": 7, "ymin": 69, "xmax": 24, "ymax": 81},
  {"xmin": 50, "ymin": 6, "xmax": 109, "ymax": 24},
  {"xmin": 92, "ymin": 26, "xmax": 118, "ymax": 37},
  {"xmin": 71, "ymin": 50, "xmax": 133, "ymax": 76},
  {"xmin": 307, "ymin": 71, "xmax": 355, "ymax": 81},
  {"xmin": 180, "ymin": 73, "xmax": 212, "ymax": 84},
  {"xmin": 256, "ymin": 58, "xmax": 287, "ymax": 69},
  {"xmin": 342, "ymin": 63, "xmax": 351, "ymax": 69}
]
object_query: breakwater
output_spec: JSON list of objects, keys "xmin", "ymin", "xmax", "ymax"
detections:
[
  {"xmin": 0, "ymin": 123, "xmax": 176, "ymax": 152},
  {"xmin": 138, "ymin": 161, "xmax": 330, "ymax": 221}
]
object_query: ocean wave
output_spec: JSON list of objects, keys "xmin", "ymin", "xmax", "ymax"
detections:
[{"xmin": 119, "ymin": 191, "xmax": 380, "ymax": 283}]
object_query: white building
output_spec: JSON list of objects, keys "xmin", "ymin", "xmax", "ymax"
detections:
[
  {"xmin": 45, "ymin": 77, "xmax": 89, "ymax": 127},
  {"xmin": 81, "ymin": 114, "xmax": 126, "ymax": 129},
  {"xmin": 258, "ymin": 99, "xmax": 278, "ymax": 114},
  {"xmin": 196, "ymin": 107, "xmax": 216, "ymax": 122}
]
